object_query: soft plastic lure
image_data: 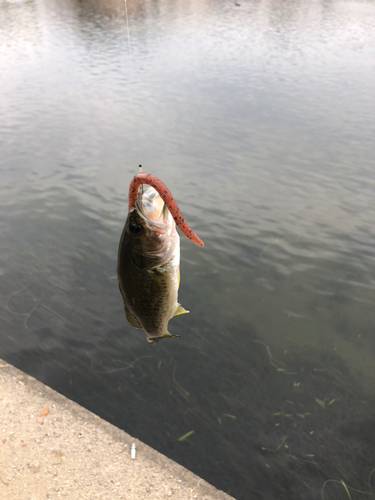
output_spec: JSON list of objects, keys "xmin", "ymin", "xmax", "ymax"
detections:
[{"xmin": 128, "ymin": 173, "xmax": 204, "ymax": 247}]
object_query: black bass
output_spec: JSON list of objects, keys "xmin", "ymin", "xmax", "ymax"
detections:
[{"xmin": 117, "ymin": 174, "xmax": 203, "ymax": 344}]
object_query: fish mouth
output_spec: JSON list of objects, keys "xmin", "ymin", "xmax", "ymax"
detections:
[
  {"xmin": 130, "ymin": 186, "xmax": 176, "ymax": 263},
  {"xmin": 136, "ymin": 186, "xmax": 167, "ymax": 225}
]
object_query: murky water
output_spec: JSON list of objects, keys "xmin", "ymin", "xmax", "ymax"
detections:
[{"xmin": 1, "ymin": 0, "xmax": 375, "ymax": 498}]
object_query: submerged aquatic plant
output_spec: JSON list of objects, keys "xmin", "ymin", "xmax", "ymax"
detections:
[{"xmin": 321, "ymin": 471, "xmax": 375, "ymax": 500}]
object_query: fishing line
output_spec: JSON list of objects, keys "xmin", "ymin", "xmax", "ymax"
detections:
[{"xmin": 123, "ymin": 0, "xmax": 142, "ymax": 173}]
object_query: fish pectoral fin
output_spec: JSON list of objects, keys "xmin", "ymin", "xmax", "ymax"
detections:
[
  {"xmin": 125, "ymin": 307, "xmax": 142, "ymax": 329},
  {"xmin": 173, "ymin": 303, "xmax": 189, "ymax": 317}
]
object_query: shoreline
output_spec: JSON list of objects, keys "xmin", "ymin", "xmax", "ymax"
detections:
[{"xmin": 0, "ymin": 359, "xmax": 234, "ymax": 500}]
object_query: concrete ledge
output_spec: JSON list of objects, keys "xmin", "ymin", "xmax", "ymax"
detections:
[{"xmin": 0, "ymin": 359, "xmax": 235, "ymax": 500}]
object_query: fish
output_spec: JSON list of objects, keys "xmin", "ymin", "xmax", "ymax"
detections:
[{"xmin": 117, "ymin": 173, "xmax": 203, "ymax": 344}]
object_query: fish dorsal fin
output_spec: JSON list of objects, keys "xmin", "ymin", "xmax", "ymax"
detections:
[
  {"xmin": 173, "ymin": 303, "xmax": 189, "ymax": 317},
  {"xmin": 125, "ymin": 307, "xmax": 142, "ymax": 329}
]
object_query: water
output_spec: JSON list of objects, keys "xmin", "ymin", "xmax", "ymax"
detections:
[{"xmin": 1, "ymin": 0, "xmax": 375, "ymax": 498}]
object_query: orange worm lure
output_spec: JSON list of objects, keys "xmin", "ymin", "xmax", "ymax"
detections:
[{"xmin": 128, "ymin": 173, "xmax": 204, "ymax": 247}]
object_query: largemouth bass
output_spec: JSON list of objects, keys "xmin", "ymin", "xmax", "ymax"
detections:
[{"xmin": 117, "ymin": 173, "xmax": 203, "ymax": 344}]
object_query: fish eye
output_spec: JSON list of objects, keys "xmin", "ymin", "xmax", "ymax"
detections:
[{"xmin": 129, "ymin": 222, "xmax": 143, "ymax": 235}]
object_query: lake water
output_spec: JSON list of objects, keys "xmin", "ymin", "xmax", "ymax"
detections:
[{"xmin": 1, "ymin": 0, "xmax": 375, "ymax": 498}]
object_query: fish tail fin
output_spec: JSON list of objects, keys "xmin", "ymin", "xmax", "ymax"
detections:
[
  {"xmin": 164, "ymin": 332, "xmax": 180, "ymax": 339},
  {"xmin": 147, "ymin": 332, "xmax": 180, "ymax": 344}
]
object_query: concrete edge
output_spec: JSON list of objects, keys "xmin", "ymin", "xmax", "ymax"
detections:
[{"xmin": 0, "ymin": 359, "xmax": 235, "ymax": 500}]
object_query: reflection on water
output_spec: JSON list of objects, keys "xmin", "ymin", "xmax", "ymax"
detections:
[{"xmin": 1, "ymin": 0, "xmax": 375, "ymax": 498}]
